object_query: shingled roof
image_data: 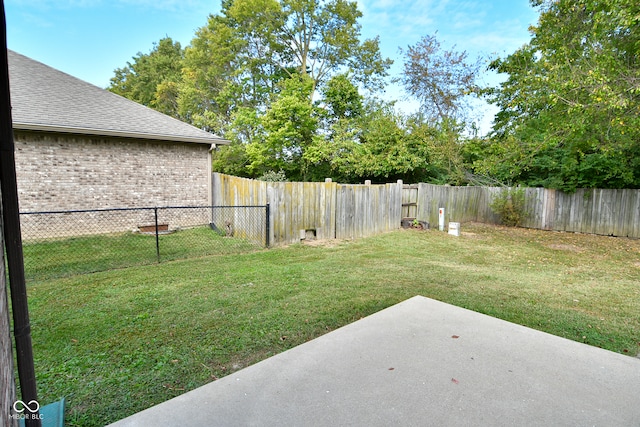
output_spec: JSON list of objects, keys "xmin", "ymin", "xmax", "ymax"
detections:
[{"xmin": 8, "ymin": 50, "xmax": 228, "ymax": 145}]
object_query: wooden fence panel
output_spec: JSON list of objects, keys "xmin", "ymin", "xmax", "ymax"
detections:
[
  {"xmin": 405, "ymin": 183, "xmax": 640, "ymax": 238},
  {"xmin": 387, "ymin": 182, "xmax": 402, "ymax": 232},
  {"xmin": 213, "ymin": 174, "xmax": 640, "ymax": 242},
  {"xmin": 319, "ymin": 180, "xmax": 337, "ymax": 240},
  {"xmin": 415, "ymin": 184, "xmax": 497, "ymax": 226},
  {"xmin": 213, "ymin": 174, "xmax": 401, "ymax": 245},
  {"xmin": 629, "ymin": 190, "xmax": 640, "ymax": 238},
  {"xmin": 522, "ymin": 187, "xmax": 541, "ymax": 229},
  {"xmin": 402, "ymin": 185, "xmax": 418, "ymax": 219},
  {"xmin": 212, "ymin": 173, "xmax": 268, "ymax": 206},
  {"xmin": 335, "ymin": 185, "xmax": 352, "ymax": 239},
  {"xmin": 269, "ymin": 182, "xmax": 286, "ymax": 244}
]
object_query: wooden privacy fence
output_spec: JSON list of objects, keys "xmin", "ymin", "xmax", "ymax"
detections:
[
  {"xmin": 405, "ymin": 183, "xmax": 640, "ymax": 238},
  {"xmin": 212, "ymin": 173, "xmax": 403, "ymax": 246},
  {"xmin": 213, "ymin": 173, "xmax": 640, "ymax": 242},
  {"xmin": 403, "ymin": 184, "xmax": 499, "ymax": 227}
]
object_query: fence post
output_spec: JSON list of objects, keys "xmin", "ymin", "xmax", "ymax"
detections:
[
  {"xmin": 265, "ymin": 204, "xmax": 270, "ymax": 248},
  {"xmin": 0, "ymin": 18, "xmax": 40, "ymax": 426},
  {"xmin": 154, "ymin": 207, "xmax": 160, "ymax": 262}
]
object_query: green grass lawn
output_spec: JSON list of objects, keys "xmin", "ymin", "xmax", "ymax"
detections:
[
  {"xmin": 23, "ymin": 226, "xmax": 263, "ymax": 281},
  {"xmin": 20, "ymin": 223, "xmax": 640, "ymax": 426}
]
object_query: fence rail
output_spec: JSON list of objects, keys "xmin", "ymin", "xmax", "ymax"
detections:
[{"xmin": 20, "ymin": 205, "xmax": 269, "ymax": 282}]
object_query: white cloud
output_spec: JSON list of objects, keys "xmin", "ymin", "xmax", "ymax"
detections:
[
  {"xmin": 7, "ymin": 0, "xmax": 99, "ymax": 7},
  {"xmin": 359, "ymin": 0, "xmax": 438, "ymax": 42},
  {"xmin": 116, "ymin": 0, "xmax": 207, "ymax": 12},
  {"xmin": 7, "ymin": 0, "xmax": 211, "ymax": 13}
]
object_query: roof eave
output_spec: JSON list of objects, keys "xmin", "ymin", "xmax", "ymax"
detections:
[{"xmin": 13, "ymin": 122, "xmax": 230, "ymax": 145}]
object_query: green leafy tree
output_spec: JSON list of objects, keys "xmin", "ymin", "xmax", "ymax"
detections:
[
  {"xmin": 307, "ymin": 100, "xmax": 436, "ymax": 183},
  {"xmin": 273, "ymin": 0, "xmax": 392, "ymax": 94},
  {"xmin": 211, "ymin": 140, "xmax": 251, "ymax": 177},
  {"xmin": 400, "ymin": 34, "xmax": 481, "ymax": 123},
  {"xmin": 322, "ymin": 73, "xmax": 363, "ymax": 121},
  {"xmin": 257, "ymin": 169, "xmax": 288, "ymax": 181},
  {"xmin": 178, "ymin": 16, "xmax": 250, "ymax": 132},
  {"xmin": 419, "ymin": 118, "xmax": 470, "ymax": 185},
  {"xmin": 179, "ymin": 0, "xmax": 391, "ymax": 136},
  {"xmin": 109, "ymin": 37, "xmax": 184, "ymax": 117},
  {"xmin": 482, "ymin": 0, "xmax": 640, "ymax": 191},
  {"xmin": 246, "ymin": 75, "xmax": 321, "ymax": 181},
  {"xmin": 353, "ymin": 107, "xmax": 432, "ymax": 182}
]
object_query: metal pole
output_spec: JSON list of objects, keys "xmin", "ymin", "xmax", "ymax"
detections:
[
  {"xmin": 154, "ymin": 207, "xmax": 160, "ymax": 262},
  {"xmin": 265, "ymin": 204, "xmax": 270, "ymax": 248},
  {"xmin": 0, "ymin": 3, "xmax": 41, "ymax": 425}
]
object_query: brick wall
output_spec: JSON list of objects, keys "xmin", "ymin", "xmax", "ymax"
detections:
[{"xmin": 14, "ymin": 130, "xmax": 212, "ymax": 212}]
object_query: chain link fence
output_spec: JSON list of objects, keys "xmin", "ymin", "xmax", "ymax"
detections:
[{"xmin": 20, "ymin": 205, "xmax": 269, "ymax": 282}]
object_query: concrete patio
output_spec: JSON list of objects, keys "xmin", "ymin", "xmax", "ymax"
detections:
[{"xmin": 109, "ymin": 296, "xmax": 640, "ymax": 426}]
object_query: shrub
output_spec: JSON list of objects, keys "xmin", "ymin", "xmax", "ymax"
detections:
[
  {"xmin": 257, "ymin": 170, "xmax": 288, "ymax": 182},
  {"xmin": 490, "ymin": 187, "xmax": 527, "ymax": 227}
]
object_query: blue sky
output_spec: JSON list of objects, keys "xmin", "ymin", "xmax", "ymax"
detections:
[{"xmin": 5, "ymin": 0, "xmax": 539, "ymax": 133}]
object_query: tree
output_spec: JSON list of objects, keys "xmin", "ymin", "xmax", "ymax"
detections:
[
  {"xmin": 178, "ymin": 16, "xmax": 250, "ymax": 132},
  {"xmin": 353, "ymin": 107, "xmax": 433, "ymax": 182},
  {"xmin": 322, "ymin": 73, "xmax": 363, "ymax": 121},
  {"xmin": 109, "ymin": 37, "xmax": 184, "ymax": 117},
  {"xmin": 211, "ymin": 140, "xmax": 251, "ymax": 177},
  {"xmin": 306, "ymin": 100, "xmax": 437, "ymax": 183},
  {"xmin": 482, "ymin": 0, "xmax": 640, "ymax": 191},
  {"xmin": 180, "ymin": 0, "xmax": 392, "ymax": 180},
  {"xmin": 272, "ymin": 0, "xmax": 392, "ymax": 95},
  {"xmin": 419, "ymin": 118, "xmax": 470, "ymax": 185},
  {"xmin": 400, "ymin": 34, "xmax": 481, "ymax": 123},
  {"xmin": 113, "ymin": 2, "xmax": 479, "ymax": 184},
  {"xmin": 179, "ymin": 0, "xmax": 392, "ymax": 135},
  {"xmin": 246, "ymin": 75, "xmax": 321, "ymax": 181}
]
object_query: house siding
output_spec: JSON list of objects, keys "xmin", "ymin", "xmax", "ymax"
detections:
[{"xmin": 15, "ymin": 130, "xmax": 211, "ymax": 212}]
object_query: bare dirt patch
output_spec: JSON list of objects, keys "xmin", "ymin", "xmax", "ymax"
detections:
[
  {"xmin": 461, "ymin": 231, "xmax": 480, "ymax": 238},
  {"xmin": 301, "ymin": 239, "xmax": 346, "ymax": 248}
]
